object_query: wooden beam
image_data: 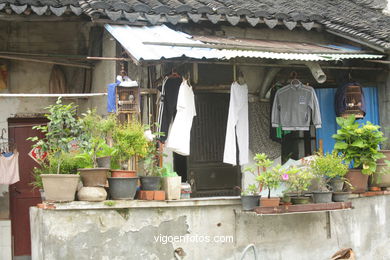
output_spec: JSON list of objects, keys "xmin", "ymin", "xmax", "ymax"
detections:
[{"xmin": 0, "ymin": 54, "xmax": 93, "ymax": 69}]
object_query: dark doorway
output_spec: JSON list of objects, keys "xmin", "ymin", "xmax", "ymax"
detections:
[
  {"xmin": 187, "ymin": 93, "xmax": 241, "ymax": 197},
  {"xmin": 8, "ymin": 118, "xmax": 46, "ymax": 258}
]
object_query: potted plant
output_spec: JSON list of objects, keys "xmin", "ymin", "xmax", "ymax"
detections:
[
  {"xmin": 77, "ymin": 110, "xmax": 116, "ymax": 187},
  {"xmin": 309, "ymin": 153, "xmax": 349, "ymax": 203},
  {"xmin": 284, "ymin": 167, "xmax": 314, "ymax": 204},
  {"xmin": 333, "ymin": 115, "xmax": 386, "ymax": 192},
  {"xmin": 370, "ymin": 160, "xmax": 390, "ymax": 188},
  {"xmin": 246, "ymin": 153, "xmax": 283, "ymax": 207},
  {"xmin": 239, "ymin": 184, "xmax": 261, "ymax": 211},
  {"xmin": 161, "ymin": 163, "xmax": 181, "ymax": 200},
  {"xmin": 108, "ymin": 121, "xmax": 148, "ymax": 200},
  {"xmin": 139, "ymin": 129, "xmax": 163, "ymax": 191},
  {"xmin": 28, "ymin": 98, "xmax": 87, "ymax": 202}
]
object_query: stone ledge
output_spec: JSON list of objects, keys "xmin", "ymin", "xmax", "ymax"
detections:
[{"xmin": 38, "ymin": 196, "xmax": 242, "ymax": 210}]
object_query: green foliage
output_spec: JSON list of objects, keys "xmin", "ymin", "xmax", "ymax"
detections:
[
  {"xmin": 80, "ymin": 110, "xmax": 116, "ymax": 167},
  {"xmin": 27, "ymin": 97, "xmax": 88, "ymax": 174},
  {"xmin": 30, "ymin": 152, "xmax": 84, "ymax": 189},
  {"xmin": 332, "ymin": 115, "xmax": 386, "ymax": 175},
  {"xmin": 374, "ymin": 160, "xmax": 390, "ymax": 184},
  {"xmin": 245, "ymin": 153, "xmax": 283, "ymax": 198},
  {"xmin": 310, "ymin": 153, "xmax": 348, "ymax": 179},
  {"xmin": 112, "ymin": 121, "xmax": 149, "ymax": 168},
  {"xmin": 284, "ymin": 167, "xmax": 314, "ymax": 196},
  {"xmin": 104, "ymin": 200, "xmax": 116, "ymax": 207},
  {"xmin": 241, "ymin": 184, "xmax": 259, "ymax": 196}
]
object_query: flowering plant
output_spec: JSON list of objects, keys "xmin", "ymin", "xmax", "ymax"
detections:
[
  {"xmin": 332, "ymin": 115, "xmax": 386, "ymax": 175},
  {"xmin": 284, "ymin": 167, "xmax": 314, "ymax": 196},
  {"xmin": 139, "ymin": 126, "xmax": 164, "ymax": 177}
]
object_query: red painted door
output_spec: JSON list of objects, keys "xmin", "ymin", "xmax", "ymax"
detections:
[{"xmin": 8, "ymin": 118, "xmax": 46, "ymax": 257}]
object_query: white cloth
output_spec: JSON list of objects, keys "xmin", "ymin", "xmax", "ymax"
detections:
[
  {"xmin": 166, "ymin": 80, "xmax": 196, "ymax": 156},
  {"xmin": 223, "ymin": 82, "xmax": 249, "ymax": 166},
  {"xmin": 0, "ymin": 152, "xmax": 19, "ymax": 184}
]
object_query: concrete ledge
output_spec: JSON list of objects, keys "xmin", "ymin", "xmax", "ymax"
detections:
[{"xmin": 42, "ymin": 196, "xmax": 242, "ymax": 210}]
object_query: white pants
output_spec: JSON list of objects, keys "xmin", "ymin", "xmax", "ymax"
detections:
[{"xmin": 223, "ymin": 82, "xmax": 249, "ymax": 166}]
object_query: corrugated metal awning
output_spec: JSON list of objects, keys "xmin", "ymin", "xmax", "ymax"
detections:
[{"xmin": 105, "ymin": 24, "xmax": 384, "ymax": 63}]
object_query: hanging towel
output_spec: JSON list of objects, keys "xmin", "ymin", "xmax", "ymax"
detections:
[
  {"xmin": 0, "ymin": 152, "xmax": 19, "ymax": 185},
  {"xmin": 107, "ymin": 81, "xmax": 120, "ymax": 113},
  {"xmin": 223, "ymin": 82, "xmax": 249, "ymax": 166},
  {"xmin": 166, "ymin": 80, "xmax": 196, "ymax": 156},
  {"xmin": 249, "ymin": 101, "xmax": 281, "ymax": 160}
]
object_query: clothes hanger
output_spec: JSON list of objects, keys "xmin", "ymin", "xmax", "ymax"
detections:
[{"xmin": 290, "ymin": 71, "xmax": 301, "ymax": 87}]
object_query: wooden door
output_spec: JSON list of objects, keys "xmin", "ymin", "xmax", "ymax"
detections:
[
  {"xmin": 188, "ymin": 93, "xmax": 241, "ymax": 197},
  {"xmin": 8, "ymin": 118, "xmax": 46, "ymax": 257}
]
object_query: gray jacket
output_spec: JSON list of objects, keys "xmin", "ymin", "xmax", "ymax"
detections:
[{"xmin": 271, "ymin": 83, "xmax": 322, "ymax": 130}]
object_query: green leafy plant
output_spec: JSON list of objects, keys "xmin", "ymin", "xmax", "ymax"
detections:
[
  {"xmin": 332, "ymin": 115, "xmax": 386, "ymax": 175},
  {"xmin": 245, "ymin": 153, "xmax": 283, "ymax": 198},
  {"xmin": 112, "ymin": 120, "xmax": 149, "ymax": 169},
  {"xmin": 140, "ymin": 128, "xmax": 164, "ymax": 177},
  {"xmin": 28, "ymin": 97, "xmax": 88, "ymax": 174},
  {"xmin": 161, "ymin": 163, "xmax": 178, "ymax": 177},
  {"xmin": 284, "ymin": 167, "xmax": 314, "ymax": 197},
  {"xmin": 373, "ymin": 160, "xmax": 390, "ymax": 184},
  {"xmin": 80, "ymin": 110, "xmax": 116, "ymax": 167},
  {"xmin": 310, "ymin": 152, "xmax": 349, "ymax": 191},
  {"xmin": 241, "ymin": 184, "xmax": 260, "ymax": 196},
  {"xmin": 30, "ymin": 152, "xmax": 85, "ymax": 189}
]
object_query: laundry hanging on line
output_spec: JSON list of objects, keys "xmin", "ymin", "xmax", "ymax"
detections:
[
  {"xmin": 271, "ymin": 82, "xmax": 322, "ymax": 131},
  {"xmin": 0, "ymin": 152, "xmax": 19, "ymax": 185},
  {"xmin": 166, "ymin": 80, "xmax": 196, "ymax": 156},
  {"xmin": 223, "ymin": 82, "xmax": 249, "ymax": 166}
]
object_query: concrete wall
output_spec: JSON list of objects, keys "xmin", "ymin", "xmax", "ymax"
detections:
[{"xmin": 30, "ymin": 195, "xmax": 390, "ymax": 260}]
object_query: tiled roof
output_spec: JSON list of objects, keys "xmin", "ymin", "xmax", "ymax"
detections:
[{"xmin": 1, "ymin": 0, "xmax": 390, "ymax": 50}]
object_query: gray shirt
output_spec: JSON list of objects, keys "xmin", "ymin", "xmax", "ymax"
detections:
[{"xmin": 271, "ymin": 83, "xmax": 322, "ymax": 131}]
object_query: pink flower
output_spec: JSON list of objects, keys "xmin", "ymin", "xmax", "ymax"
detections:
[{"xmin": 282, "ymin": 174, "xmax": 289, "ymax": 181}]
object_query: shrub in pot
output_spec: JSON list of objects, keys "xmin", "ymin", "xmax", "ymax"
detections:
[
  {"xmin": 370, "ymin": 160, "xmax": 390, "ymax": 188},
  {"xmin": 161, "ymin": 163, "xmax": 181, "ymax": 200},
  {"xmin": 240, "ymin": 184, "xmax": 261, "ymax": 211},
  {"xmin": 28, "ymin": 98, "xmax": 87, "ymax": 202},
  {"xmin": 284, "ymin": 167, "xmax": 314, "ymax": 204},
  {"xmin": 333, "ymin": 115, "xmax": 386, "ymax": 192},
  {"xmin": 245, "ymin": 153, "xmax": 283, "ymax": 207},
  {"xmin": 77, "ymin": 110, "xmax": 116, "ymax": 187},
  {"xmin": 310, "ymin": 153, "xmax": 349, "ymax": 192}
]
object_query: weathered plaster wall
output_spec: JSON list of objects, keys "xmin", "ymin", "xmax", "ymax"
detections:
[
  {"xmin": 30, "ymin": 195, "xmax": 390, "ymax": 260},
  {"xmin": 0, "ymin": 21, "xmax": 94, "ymax": 219}
]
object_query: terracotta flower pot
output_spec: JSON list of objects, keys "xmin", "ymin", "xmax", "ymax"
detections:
[
  {"xmin": 41, "ymin": 174, "xmax": 80, "ymax": 202},
  {"xmin": 345, "ymin": 169, "xmax": 368, "ymax": 193},
  {"xmin": 79, "ymin": 168, "xmax": 109, "ymax": 187},
  {"xmin": 111, "ymin": 170, "xmax": 137, "ymax": 178},
  {"xmin": 260, "ymin": 197, "xmax": 280, "ymax": 207}
]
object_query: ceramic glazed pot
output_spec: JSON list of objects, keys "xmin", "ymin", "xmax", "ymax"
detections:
[
  {"xmin": 140, "ymin": 176, "xmax": 161, "ymax": 190},
  {"xmin": 260, "ymin": 197, "xmax": 280, "ymax": 207},
  {"xmin": 241, "ymin": 195, "xmax": 261, "ymax": 211},
  {"xmin": 41, "ymin": 174, "xmax": 80, "ymax": 202},
  {"xmin": 79, "ymin": 168, "xmax": 109, "ymax": 187},
  {"xmin": 345, "ymin": 169, "xmax": 368, "ymax": 193},
  {"xmin": 108, "ymin": 177, "xmax": 139, "ymax": 200},
  {"xmin": 312, "ymin": 191, "xmax": 332, "ymax": 203}
]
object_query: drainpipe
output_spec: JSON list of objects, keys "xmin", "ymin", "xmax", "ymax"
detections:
[
  {"xmin": 259, "ymin": 68, "xmax": 281, "ymax": 98},
  {"xmin": 305, "ymin": 61, "xmax": 327, "ymax": 84}
]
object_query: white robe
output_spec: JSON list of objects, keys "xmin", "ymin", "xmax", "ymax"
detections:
[
  {"xmin": 166, "ymin": 80, "xmax": 196, "ymax": 156},
  {"xmin": 223, "ymin": 82, "xmax": 249, "ymax": 166}
]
